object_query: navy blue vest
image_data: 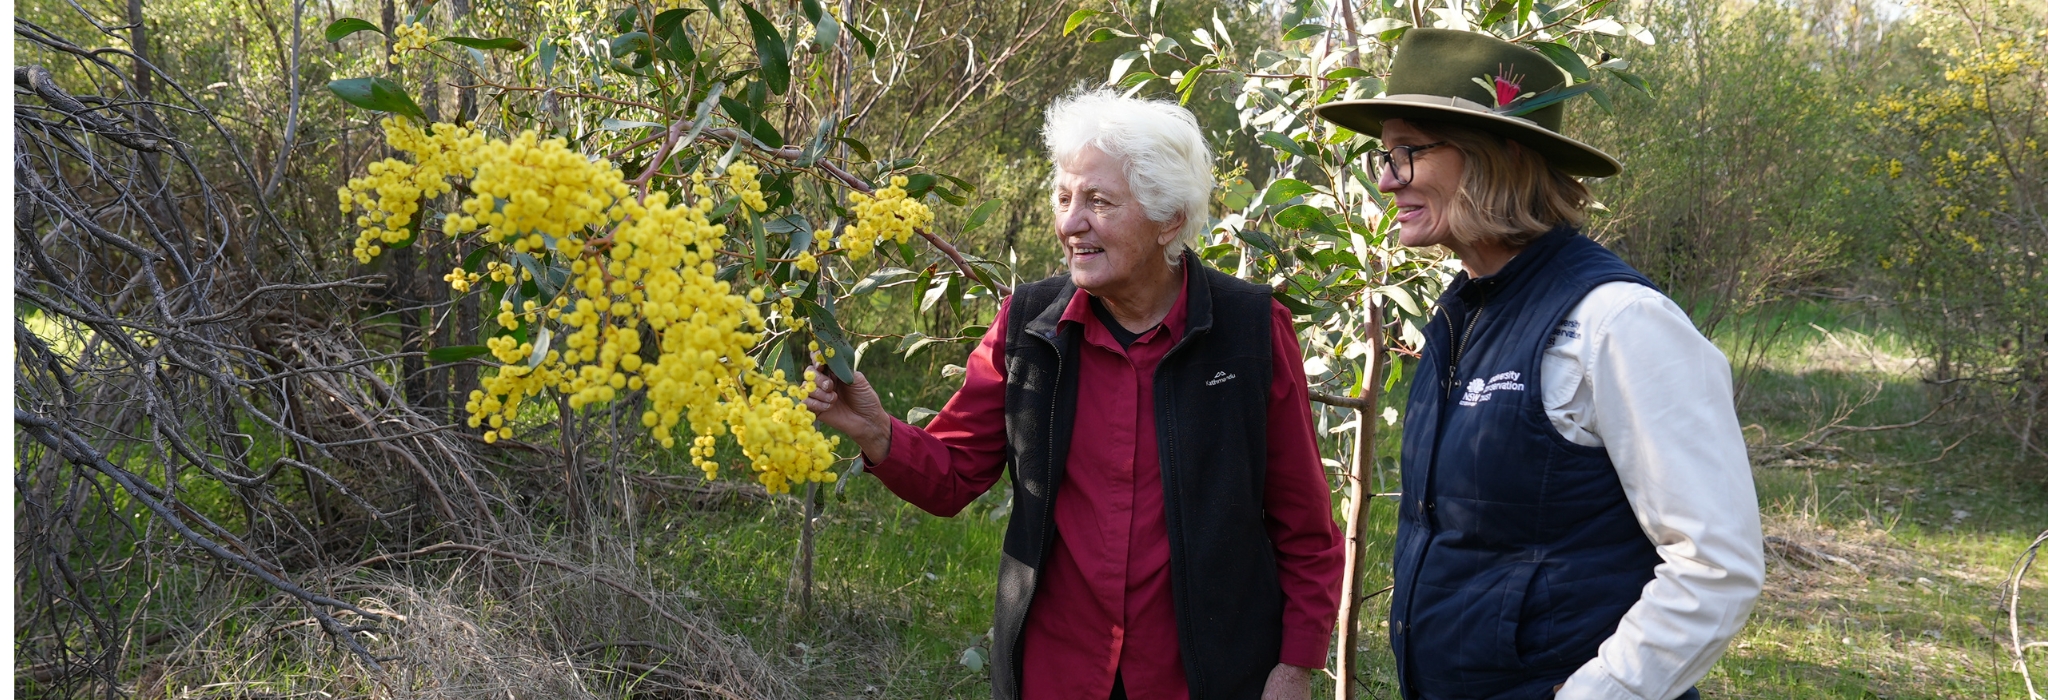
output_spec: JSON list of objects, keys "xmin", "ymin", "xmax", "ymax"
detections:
[{"xmin": 1391, "ymin": 228, "xmax": 1664, "ymax": 699}]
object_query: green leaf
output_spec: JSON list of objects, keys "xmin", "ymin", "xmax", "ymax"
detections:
[
  {"xmin": 1063, "ymin": 8, "xmax": 1102, "ymax": 36},
  {"xmin": 963, "ymin": 200, "xmax": 1002, "ymax": 233},
  {"xmin": 750, "ymin": 212, "xmax": 768, "ymax": 273},
  {"xmin": 740, "ymin": 3, "xmax": 790, "ymax": 95},
  {"xmin": 800, "ymin": 0, "xmax": 824, "ymax": 23},
  {"xmin": 920, "ymin": 275, "xmax": 950, "ymax": 313},
  {"xmin": 539, "ymin": 41, "xmax": 559, "ymax": 77},
  {"xmin": 427, "ymin": 345, "xmax": 493, "ymax": 363},
  {"xmin": 1109, "ymin": 50, "xmax": 1143, "ymax": 86},
  {"xmin": 836, "ymin": 135, "xmax": 873, "ymax": 162},
  {"xmin": 1272, "ymin": 289, "xmax": 1316, "ymax": 315},
  {"xmin": 935, "ymin": 173, "xmax": 978, "ymax": 196},
  {"xmin": 1119, "ymin": 71, "xmax": 1159, "ymax": 89},
  {"xmin": 1274, "ymin": 204, "xmax": 1336, "ymax": 235},
  {"xmin": 1585, "ymin": 84, "xmax": 1614, "ymax": 113},
  {"xmin": 1238, "ymin": 228, "xmax": 1282, "ymax": 254},
  {"xmin": 903, "ymin": 174, "xmax": 939, "ymax": 197},
  {"xmin": 959, "ymin": 647, "xmax": 987, "ymax": 673},
  {"xmin": 1530, "ymin": 42, "xmax": 1590, "ymax": 82},
  {"xmin": 849, "ymin": 267, "xmax": 913, "ymax": 296},
  {"xmin": 797, "ymin": 299, "xmax": 858, "ymax": 380},
  {"xmin": 1360, "ymin": 17, "xmax": 1409, "ymax": 41},
  {"xmin": 614, "ymin": 7, "xmax": 639, "ymax": 33},
  {"xmin": 1378, "ymin": 285, "xmax": 1423, "ymax": 317},
  {"xmin": 1261, "ymin": 178, "xmax": 1316, "ymax": 208},
  {"xmin": 813, "ymin": 11, "xmax": 840, "ymax": 54},
  {"xmin": 1281, "ymin": 23, "xmax": 1329, "ymax": 42},
  {"xmin": 1324, "ymin": 66, "xmax": 1372, "ymax": 81},
  {"xmin": 1258, "ymin": 131, "xmax": 1310, "ymax": 160},
  {"xmin": 1606, "ymin": 67, "xmax": 1651, "ymax": 96},
  {"xmin": 842, "ymin": 14, "xmax": 877, "ymax": 58},
  {"xmin": 326, "ymin": 77, "xmax": 426, "ymax": 121},
  {"xmin": 439, "ymin": 36, "xmax": 528, "ymax": 51},
  {"xmin": 600, "ymin": 118, "xmax": 665, "ymax": 130},
  {"xmin": 1085, "ymin": 27, "xmax": 1131, "ymax": 43},
  {"xmin": 700, "ymin": 0, "xmax": 722, "ymax": 17},
  {"xmin": 610, "ymin": 32, "xmax": 653, "ymax": 60},
  {"xmin": 1478, "ymin": 0, "xmax": 1517, "ymax": 28},
  {"xmin": 653, "ymin": 8, "xmax": 699, "ymax": 35},
  {"xmin": 324, "ymin": 17, "xmax": 383, "ymax": 43}
]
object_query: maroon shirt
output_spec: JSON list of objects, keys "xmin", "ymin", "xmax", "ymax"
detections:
[{"xmin": 867, "ymin": 271, "xmax": 1342, "ymax": 700}]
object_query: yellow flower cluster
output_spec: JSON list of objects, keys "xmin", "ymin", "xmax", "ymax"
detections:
[
  {"xmin": 391, "ymin": 23, "xmax": 433, "ymax": 63},
  {"xmin": 725, "ymin": 160, "xmax": 770, "ymax": 213},
  {"xmin": 828, "ymin": 176, "xmax": 933, "ymax": 261},
  {"xmin": 340, "ymin": 119, "xmax": 843, "ymax": 494},
  {"xmin": 339, "ymin": 119, "xmax": 484, "ymax": 263}
]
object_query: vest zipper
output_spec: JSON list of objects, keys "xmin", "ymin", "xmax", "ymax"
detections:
[{"xmin": 1445, "ymin": 302, "xmax": 1485, "ymax": 398}]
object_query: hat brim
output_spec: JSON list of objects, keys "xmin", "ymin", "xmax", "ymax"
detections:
[{"xmin": 1315, "ymin": 96, "xmax": 1621, "ymax": 178}]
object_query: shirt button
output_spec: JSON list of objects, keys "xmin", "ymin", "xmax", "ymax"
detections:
[{"xmin": 1425, "ymin": 500, "xmax": 1436, "ymax": 510}]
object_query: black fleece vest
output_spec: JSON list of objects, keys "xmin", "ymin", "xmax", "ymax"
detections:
[
  {"xmin": 1391, "ymin": 228, "xmax": 1663, "ymax": 699},
  {"xmin": 992, "ymin": 258, "xmax": 1281, "ymax": 700}
]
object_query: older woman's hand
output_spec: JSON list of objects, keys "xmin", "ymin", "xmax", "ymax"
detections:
[{"xmin": 803, "ymin": 365, "xmax": 894, "ymax": 463}]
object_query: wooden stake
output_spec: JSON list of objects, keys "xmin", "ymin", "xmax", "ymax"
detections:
[{"xmin": 1335, "ymin": 301, "xmax": 1387, "ymax": 700}]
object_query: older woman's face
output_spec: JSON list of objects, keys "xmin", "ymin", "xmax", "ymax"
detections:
[
  {"xmin": 1053, "ymin": 146, "xmax": 1180, "ymax": 295},
  {"xmin": 1377, "ymin": 119, "xmax": 1466, "ymax": 249}
]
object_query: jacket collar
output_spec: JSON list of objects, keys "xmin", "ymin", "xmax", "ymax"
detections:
[{"xmin": 1448, "ymin": 225, "xmax": 1578, "ymax": 306}]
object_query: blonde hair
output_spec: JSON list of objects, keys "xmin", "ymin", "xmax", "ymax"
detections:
[
  {"xmin": 1413, "ymin": 122, "xmax": 1591, "ymax": 248},
  {"xmin": 1043, "ymin": 89, "xmax": 1215, "ymax": 265}
]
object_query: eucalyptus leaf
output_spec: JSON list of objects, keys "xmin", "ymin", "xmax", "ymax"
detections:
[
  {"xmin": 439, "ymin": 36, "xmax": 528, "ymax": 51},
  {"xmin": 1530, "ymin": 42, "xmax": 1591, "ymax": 82},
  {"xmin": 1063, "ymin": 8, "xmax": 1103, "ymax": 36},
  {"xmin": 1258, "ymin": 131, "xmax": 1311, "ymax": 160},
  {"xmin": 740, "ymin": 3, "xmax": 790, "ymax": 94},
  {"xmin": 1281, "ymin": 23, "xmax": 1329, "ymax": 42},
  {"xmin": 326, "ymin": 77, "xmax": 426, "ymax": 121},
  {"xmin": 323, "ymin": 17, "xmax": 382, "ymax": 43},
  {"xmin": 1261, "ymin": 178, "xmax": 1317, "ymax": 208},
  {"xmin": 963, "ymin": 200, "xmax": 1002, "ymax": 233},
  {"xmin": 427, "ymin": 345, "xmax": 493, "ymax": 363}
]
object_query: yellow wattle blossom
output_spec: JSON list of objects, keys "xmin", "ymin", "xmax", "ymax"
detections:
[
  {"xmin": 836, "ymin": 175, "xmax": 934, "ymax": 261},
  {"xmin": 391, "ymin": 22, "xmax": 433, "ymax": 63},
  {"xmin": 342, "ymin": 118, "xmax": 840, "ymax": 493}
]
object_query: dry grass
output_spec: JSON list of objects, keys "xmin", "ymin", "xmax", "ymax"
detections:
[{"xmin": 136, "ymin": 540, "xmax": 800, "ymax": 700}]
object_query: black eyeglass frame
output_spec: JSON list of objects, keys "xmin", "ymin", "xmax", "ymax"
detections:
[{"xmin": 1366, "ymin": 141, "xmax": 1448, "ymax": 186}]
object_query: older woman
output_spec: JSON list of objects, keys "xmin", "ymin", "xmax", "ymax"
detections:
[
  {"xmin": 806, "ymin": 90, "xmax": 1342, "ymax": 700},
  {"xmin": 1312, "ymin": 29, "xmax": 1765, "ymax": 700}
]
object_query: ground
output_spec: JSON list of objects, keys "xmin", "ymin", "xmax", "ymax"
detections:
[{"xmin": 642, "ymin": 302, "xmax": 2047, "ymax": 698}]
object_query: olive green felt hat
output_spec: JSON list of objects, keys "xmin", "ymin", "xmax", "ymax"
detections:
[{"xmin": 1315, "ymin": 28, "xmax": 1621, "ymax": 177}]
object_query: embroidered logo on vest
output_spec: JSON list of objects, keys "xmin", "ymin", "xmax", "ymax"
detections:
[
  {"xmin": 1457, "ymin": 370, "xmax": 1528, "ymax": 406},
  {"xmin": 1206, "ymin": 371, "xmax": 1237, "ymax": 386}
]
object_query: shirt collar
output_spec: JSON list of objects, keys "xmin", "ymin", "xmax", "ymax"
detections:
[{"xmin": 1059, "ymin": 263, "xmax": 1192, "ymax": 344}]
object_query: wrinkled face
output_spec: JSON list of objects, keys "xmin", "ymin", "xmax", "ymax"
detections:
[
  {"xmin": 1377, "ymin": 119, "xmax": 1467, "ymax": 249},
  {"xmin": 1053, "ymin": 146, "xmax": 1180, "ymax": 294}
]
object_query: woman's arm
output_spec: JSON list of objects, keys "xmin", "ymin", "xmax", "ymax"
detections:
[
  {"xmin": 806, "ymin": 302, "xmax": 1013, "ymax": 517},
  {"xmin": 1549, "ymin": 284, "xmax": 1766, "ymax": 700},
  {"xmin": 1259, "ymin": 300, "xmax": 1346, "ymax": 671}
]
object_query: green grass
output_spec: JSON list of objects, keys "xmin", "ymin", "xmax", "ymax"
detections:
[{"xmin": 639, "ymin": 300, "xmax": 2046, "ymax": 698}]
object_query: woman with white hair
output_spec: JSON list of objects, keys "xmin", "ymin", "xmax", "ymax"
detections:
[{"xmin": 806, "ymin": 90, "xmax": 1343, "ymax": 700}]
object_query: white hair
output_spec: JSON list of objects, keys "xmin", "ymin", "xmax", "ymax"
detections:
[{"xmin": 1042, "ymin": 89, "xmax": 1215, "ymax": 266}]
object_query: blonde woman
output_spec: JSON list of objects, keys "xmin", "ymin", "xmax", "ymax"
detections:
[{"xmin": 1314, "ymin": 29, "xmax": 1766, "ymax": 700}]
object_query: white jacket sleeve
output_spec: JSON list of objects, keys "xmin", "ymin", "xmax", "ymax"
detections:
[{"xmin": 1542, "ymin": 283, "xmax": 1766, "ymax": 700}]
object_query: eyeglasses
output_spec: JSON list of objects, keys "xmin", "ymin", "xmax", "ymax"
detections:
[{"xmin": 1365, "ymin": 142, "xmax": 1447, "ymax": 186}]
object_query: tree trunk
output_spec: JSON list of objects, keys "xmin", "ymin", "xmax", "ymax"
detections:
[{"xmin": 1334, "ymin": 301, "xmax": 1387, "ymax": 700}]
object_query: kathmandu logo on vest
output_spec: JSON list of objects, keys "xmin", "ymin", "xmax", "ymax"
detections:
[
  {"xmin": 1206, "ymin": 371, "xmax": 1237, "ymax": 386},
  {"xmin": 1458, "ymin": 370, "xmax": 1527, "ymax": 407}
]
